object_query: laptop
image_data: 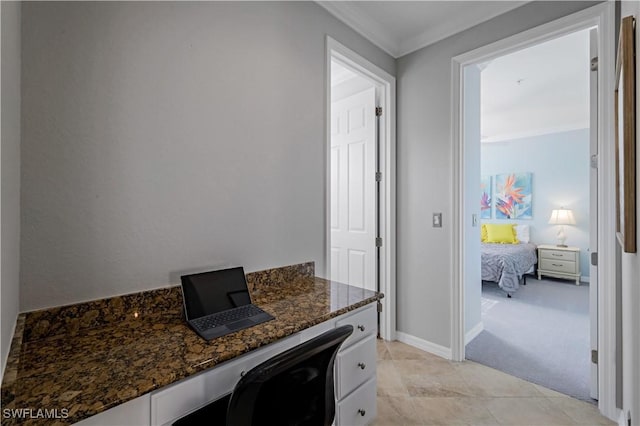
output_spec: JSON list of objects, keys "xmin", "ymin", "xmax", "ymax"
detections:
[{"xmin": 181, "ymin": 266, "xmax": 274, "ymax": 340}]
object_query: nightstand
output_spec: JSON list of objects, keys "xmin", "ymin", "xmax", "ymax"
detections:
[{"xmin": 537, "ymin": 244, "xmax": 581, "ymax": 284}]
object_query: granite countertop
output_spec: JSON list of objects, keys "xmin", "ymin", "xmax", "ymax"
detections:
[{"xmin": 1, "ymin": 262, "xmax": 382, "ymax": 425}]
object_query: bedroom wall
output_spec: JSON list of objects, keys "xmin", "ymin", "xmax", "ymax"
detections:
[
  {"xmin": 20, "ymin": 2, "xmax": 395, "ymax": 311},
  {"xmin": 1, "ymin": 0, "xmax": 21, "ymax": 378},
  {"xmin": 396, "ymin": 1, "xmax": 599, "ymax": 349},
  {"xmin": 481, "ymin": 129, "xmax": 591, "ymax": 279}
]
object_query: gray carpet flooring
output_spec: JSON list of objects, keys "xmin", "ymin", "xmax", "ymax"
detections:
[{"xmin": 465, "ymin": 277, "xmax": 594, "ymax": 403}]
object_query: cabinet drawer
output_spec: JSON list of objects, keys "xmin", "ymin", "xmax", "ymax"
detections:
[
  {"xmin": 540, "ymin": 258, "xmax": 577, "ymax": 274},
  {"xmin": 336, "ymin": 377, "xmax": 377, "ymax": 426},
  {"xmin": 336, "ymin": 334, "xmax": 377, "ymax": 399},
  {"xmin": 539, "ymin": 249, "xmax": 577, "ymax": 262},
  {"xmin": 336, "ymin": 305, "xmax": 377, "ymax": 349}
]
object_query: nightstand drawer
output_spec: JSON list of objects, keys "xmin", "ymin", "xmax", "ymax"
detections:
[
  {"xmin": 540, "ymin": 258, "xmax": 577, "ymax": 274},
  {"xmin": 539, "ymin": 249, "xmax": 577, "ymax": 262}
]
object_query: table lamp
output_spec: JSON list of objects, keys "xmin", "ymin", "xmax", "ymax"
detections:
[{"xmin": 548, "ymin": 208, "xmax": 576, "ymax": 247}]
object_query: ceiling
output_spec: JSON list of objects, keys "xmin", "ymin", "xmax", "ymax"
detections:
[
  {"xmin": 317, "ymin": 1, "xmax": 527, "ymax": 58},
  {"xmin": 481, "ymin": 28, "xmax": 591, "ymax": 142}
]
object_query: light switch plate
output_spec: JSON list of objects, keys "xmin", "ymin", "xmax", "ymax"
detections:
[{"xmin": 433, "ymin": 213, "xmax": 442, "ymax": 228}]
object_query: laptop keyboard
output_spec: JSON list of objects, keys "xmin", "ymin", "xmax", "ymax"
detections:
[{"xmin": 192, "ymin": 304, "xmax": 265, "ymax": 331}]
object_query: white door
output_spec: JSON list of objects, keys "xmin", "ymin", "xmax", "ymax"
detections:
[
  {"xmin": 589, "ymin": 27, "xmax": 598, "ymax": 400},
  {"xmin": 330, "ymin": 87, "xmax": 377, "ymax": 291}
]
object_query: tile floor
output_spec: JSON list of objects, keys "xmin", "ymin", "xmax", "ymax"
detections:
[{"xmin": 374, "ymin": 339, "xmax": 615, "ymax": 425}]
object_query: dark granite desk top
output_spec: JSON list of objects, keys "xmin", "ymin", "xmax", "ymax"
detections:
[{"xmin": 1, "ymin": 262, "xmax": 382, "ymax": 425}]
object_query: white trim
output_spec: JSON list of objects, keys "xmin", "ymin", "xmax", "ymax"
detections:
[
  {"xmin": 451, "ymin": 3, "xmax": 617, "ymax": 421},
  {"xmin": 465, "ymin": 322, "xmax": 484, "ymax": 345},
  {"xmin": 326, "ymin": 37, "xmax": 397, "ymax": 341},
  {"xmin": 396, "ymin": 331, "xmax": 452, "ymax": 360},
  {"xmin": 617, "ymin": 409, "xmax": 627, "ymax": 426}
]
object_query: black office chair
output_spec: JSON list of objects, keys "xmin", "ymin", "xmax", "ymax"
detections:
[{"xmin": 174, "ymin": 325, "xmax": 353, "ymax": 426}]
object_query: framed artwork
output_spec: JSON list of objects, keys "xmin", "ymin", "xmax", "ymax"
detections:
[
  {"xmin": 480, "ymin": 175, "xmax": 492, "ymax": 219},
  {"xmin": 615, "ymin": 16, "xmax": 636, "ymax": 253},
  {"xmin": 495, "ymin": 172, "xmax": 532, "ymax": 220}
]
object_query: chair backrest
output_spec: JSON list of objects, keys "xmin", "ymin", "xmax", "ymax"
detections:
[{"xmin": 226, "ymin": 325, "xmax": 354, "ymax": 426}]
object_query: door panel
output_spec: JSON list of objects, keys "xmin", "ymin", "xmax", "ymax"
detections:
[{"xmin": 330, "ymin": 87, "xmax": 376, "ymax": 291}]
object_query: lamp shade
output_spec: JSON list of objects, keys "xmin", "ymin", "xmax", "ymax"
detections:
[{"xmin": 548, "ymin": 208, "xmax": 576, "ymax": 225}]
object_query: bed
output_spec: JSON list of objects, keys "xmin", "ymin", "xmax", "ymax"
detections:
[{"xmin": 481, "ymin": 242, "xmax": 538, "ymax": 296}]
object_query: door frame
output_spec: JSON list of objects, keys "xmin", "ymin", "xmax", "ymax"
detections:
[
  {"xmin": 450, "ymin": 2, "xmax": 617, "ymax": 420},
  {"xmin": 326, "ymin": 36, "xmax": 397, "ymax": 340}
]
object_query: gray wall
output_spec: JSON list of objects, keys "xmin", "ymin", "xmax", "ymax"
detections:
[
  {"xmin": 1, "ymin": 1, "xmax": 21, "ymax": 376},
  {"xmin": 20, "ymin": 1, "xmax": 395, "ymax": 311},
  {"xmin": 396, "ymin": 1, "xmax": 599, "ymax": 348}
]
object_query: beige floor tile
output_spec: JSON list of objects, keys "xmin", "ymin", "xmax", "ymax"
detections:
[
  {"xmin": 377, "ymin": 360, "xmax": 409, "ymax": 397},
  {"xmin": 386, "ymin": 341, "xmax": 443, "ymax": 361},
  {"xmin": 546, "ymin": 397, "xmax": 616, "ymax": 425},
  {"xmin": 412, "ymin": 397, "xmax": 500, "ymax": 425},
  {"xmin": 373, "ymin": 396, "xmax": 423, "ymax": 425},
  {"xmin": 485, "ymin": 397, "xmax": 577, "ymax": 425},
  {"xmin": 455, "ymin": 361, "xmax": 543, "ymax": 397},
  {"xmin": 393, "ymin": 359, "xmax": 457, "ymax": 377},
  {"xmin": 377, "ymin": 339, "xmax": 393, "ymax": 361},
  {"xmin": 532, "ymin": 383, "xmax": 570, "ymax": 398},
  {"xmin": 401, "ymin": 371, "xmax": 478, "ymax": 398},
  {"xmin": 374, "ymin": 341, "xmax": 613, "ymax": 426}
]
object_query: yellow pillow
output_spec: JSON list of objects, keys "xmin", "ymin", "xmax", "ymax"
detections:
[
  {"xmin": 481, "ymin": 224, "xmax": 488, "ymax": 242},
  {"xmin": 484, "ymin": 224, "xmax": 519, "ymax": 244}
]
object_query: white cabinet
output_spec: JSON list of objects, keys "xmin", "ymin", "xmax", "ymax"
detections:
[
  {"xmin": 335, "ymin": 304, "xmax": 377, "ymax": 425},
  {"xmin": 537, "ymin": 244, "xmax": 581, "ymax": 284}
]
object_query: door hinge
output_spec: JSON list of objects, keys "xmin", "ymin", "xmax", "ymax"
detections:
[
  {"xmin": 377, "ymin": 300, "xmax": 383, "ymax": 312},
  {"xmin": 591, "ymin": 252, "xmax": 598, "ymax": 266},
  {"xmin": 375, "ymin": 171, "xmax": 382, "ymax": 182},
  {"xmin": 591, "ymin": 349, "xmax": 598, "ymax": 364},
  {"xmin": 590, "ymin": 56, "xmax": 598, "ymax": 71},
  {"xmin": 590, "ymin": 154, "xmax": 598, "ymax": 169},
  {"xmin": 375, "ymin": 237, "xmax": 382, "ymax": 247},
  {"xmin": 375, "ymin": 107, "xmax": 382, "ymax": 117}
]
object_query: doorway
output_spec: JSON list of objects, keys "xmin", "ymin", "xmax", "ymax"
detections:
[
  {"xmin": 326, "ymin": 37, "xmax": 396, "ymax": 340},
  {"xmin": 463, "ymin": 29, "xmax": 595, "ymax": 402},
  {"xmin": 450, "ymin": 3, "xmax": 618, "ymax": 420}
]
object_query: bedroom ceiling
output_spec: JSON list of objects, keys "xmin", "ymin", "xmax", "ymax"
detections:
[
  {"xmin": 480, "ymin": 28, "xmax": 591, "ymax": 143},
  {"xmin": 317, "ymin": 1, "xmax": 527, "ymax": 58}
]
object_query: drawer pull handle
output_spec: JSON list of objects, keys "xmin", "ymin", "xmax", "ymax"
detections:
[
  {"xmin": 357, "ymin": 325, "xmax": 365, "ymax": 332},
  {"xmin": 358, "ymin": 409, "xmax": 366, "ymax": 417},
  {"xmin": 552, "ymin": 253, "xmax": 563, "ymax": 257},
  {"xmin": 358, "ymin": 362, "xmax": 366, "ymax": 370},
  {"xmin": 552, "ymin": 263, "xmax": 563, "ymax": 267}
]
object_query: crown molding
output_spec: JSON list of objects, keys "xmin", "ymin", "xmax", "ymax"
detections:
[{"xmin": 317, "ymin": 1, "xmax": 400, "ymax": 57}]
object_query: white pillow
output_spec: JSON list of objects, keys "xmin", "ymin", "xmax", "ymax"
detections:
[{"xmin": 515, "ymin": 224, "xmax": 530, "ymax": 243}]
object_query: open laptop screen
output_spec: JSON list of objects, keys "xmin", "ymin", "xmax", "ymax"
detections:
[{"xmin": 181, "ymin": 267, "xmax": 252, "ymax": 320}]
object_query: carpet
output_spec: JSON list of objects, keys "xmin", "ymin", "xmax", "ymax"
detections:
[{"xmin": 465, "ymin": 277, "xmax": 594, "ymax": 402}]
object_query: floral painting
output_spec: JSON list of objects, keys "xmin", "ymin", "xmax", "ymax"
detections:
[
  {"xmin": 495, "ymin": 173, "xmax": 532, "ymax": 219},
  {"xmin": 480, "ymin": 175, "xmax": 492, "ymax": 219}
]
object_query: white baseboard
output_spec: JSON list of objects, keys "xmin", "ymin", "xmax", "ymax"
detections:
[
  {"xmin": 396, "ymin": 331, "xmax": 452, "ymax": 360},
  {"xmin": 465, "ymin": 322, "xmax": 484, "ymax": 345}
]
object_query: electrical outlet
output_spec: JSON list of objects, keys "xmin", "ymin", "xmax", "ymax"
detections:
[
  {"xmin": 433, "ymin": 213, "xmax": 442, "ymax": 228},
  {"xmin": 472, "ymin": 214, "xmax": 478, "ymax": 226}
]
